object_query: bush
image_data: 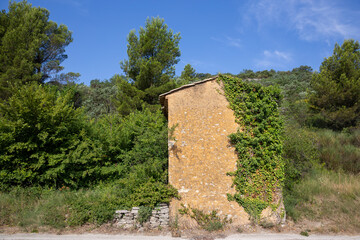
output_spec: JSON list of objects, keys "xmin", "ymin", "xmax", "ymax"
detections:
[
  {"xmin": 316, "ymin": 129, "xmax": 360, "ymax": 174},
  {"xmin": 282, "ymin": 125, "xmax": 320, "ymax": 190},
  {"xmin": 0, "ymin": 84, "xmax": 100, "ymax": 189},
  {"xmin": 137, "ymin": 206, "xmax": 153, "ymax": 225},
  {"xmin": 179, "ymin": 205, "xmax": 231, "ymax": 231},
  {"xmin": 91, "ymin": 108, "xmax": 169, "ymax": 183},
  {"xmin": 0, "ymin": 84, "xmax": 170, "ymax": 190}
]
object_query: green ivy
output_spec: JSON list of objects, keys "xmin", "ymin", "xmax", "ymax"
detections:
[{"xmin": 219, "ymin": 75, "xmax": 284, "ymax": 221}]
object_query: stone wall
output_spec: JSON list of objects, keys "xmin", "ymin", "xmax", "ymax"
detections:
[
  {"xmin": 162, "ymin": 78, "xmax": 250, "ymax": 226},
  {"xmin": 115, "ymin": 203, "xmax": 169, "ymax": 229}
]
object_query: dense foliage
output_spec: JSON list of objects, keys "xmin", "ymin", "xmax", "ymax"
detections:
[
  {"xmin": 0, "ymin": 1, "xmax": 72, "ymax": 100},
  {"xmin": 120, "ymin": 17, "xmax": 181, "ymax": 91},
  {"xmin": 0, "ymin": 4, "xmax": 180, "ymax": 224},
  {"xmin": 179, "ymin": 64, "xmax": 196, "ymax": 84},
  {"xmin": 78, "ymin": 77, "xmax": 118, "ymax": 118},
  {"xmin": 220, "ymin": 75, "xmax": 284, "ymax": 221},
  {"xmin": 0, "ymin": 83, "xmax": 171, "ymax": 190},
  {"xmin": 309, "ymin": 39, "xmax": 360, "ymax": 130},
  {"xmin": 0, "ymin": 84, "xmax": 93, "ymax": 189},
  {"xmin": 316, "ymin": 129, "xmax": 360, "ymax": 174},
  {"xmin": 237, "ymin": 66, "xmax": 313, "ymax": 126}
]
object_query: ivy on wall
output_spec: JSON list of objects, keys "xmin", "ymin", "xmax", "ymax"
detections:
[{"xmin": 219, "ymin": 75, "xmax": 284, "ymax": 221}]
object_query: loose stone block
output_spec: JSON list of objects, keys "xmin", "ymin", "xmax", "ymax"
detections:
[
  {"xmin": 160, "ymin": 208, "xmax": 169, "ymax": 214},
  {"xmin": 115, "ymin": 204, "xmax": 170, "ymax": 229},
  {"xmin": 116, "ymin": 210, "xmax": 129, "ymax": 214}
]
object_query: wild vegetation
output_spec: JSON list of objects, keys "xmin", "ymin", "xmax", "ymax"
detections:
[
  {"xmin": 221, "ymin": 74, "xmax": 284, "ymax": 221},
  {"xmin": 239, "ymin": 40, "xmax": 360, "ymax": 232},
  {"xmin": 179, "ymin": 205, "xmax": 232, "ymax": 231},
  {"xmin": 0, "ymin": 1, "xmax": 179, "ymax": 229},
  {"xmin": 0, "ymin": 0, "xmax": 359, "ymax": 233}
]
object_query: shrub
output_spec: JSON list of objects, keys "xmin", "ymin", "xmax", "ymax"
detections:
[
  {"xmin": 0, "ymin": 180, "xmax": 178, "ymax": 228},
  {"xmin": 0, "ymin": 84, "xmax": 171, "ymax": 190},
  {"xmin": 91, "ymin": 108, "xmax": 169, "ymax": 183},
  {"xmin": 138, "ymin": 206, "xmax": 153, "ymax": 225},
  {"xmin": 0, "ymin": 84, "xmax": 100, "ymax": 189},
  {"xmin": 282, "ymin": 125, "xmax": 320, "ymax": 190},
  {"xmin": 179, "ymin": 205, "xmax": 231, "ymax": 231},
  {"xmin": 316, "ymin": 129, "xmax": 360, "ymax": 174}
]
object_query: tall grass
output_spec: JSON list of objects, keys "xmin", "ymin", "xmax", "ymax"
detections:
[
  {"xmin": 0, "ymin": 187, "xmax": 110, "ymax": 229},
  {"xmin": 316, "ymin": 129, "xmax": 360, "ymax": 174},
  {"xmin": 282, "ymin": 125, "xmax": 360, "ymax": 233},
  {"xmin": 0, "ymin": 180, "xmax": 177, "ymax": 230},
  {"xmin": 284, "ymin": 169, "xmax": 360, "ymax": 233}
]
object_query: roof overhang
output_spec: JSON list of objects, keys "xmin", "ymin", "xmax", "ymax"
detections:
[{"xmin": 159, "ymin": 76, "xmax": 218, "ymax": 117}]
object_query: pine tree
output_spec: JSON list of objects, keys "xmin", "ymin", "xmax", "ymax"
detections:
[
  {"xmin": 0, "ymin": 1, "xmax": 72, "ymax": 99},
  {"xmin": 180, "ymin": 64, "xmax": 196, "ymax": 84},
  {"xmin": 308, "ymin": 39, "xmax": 360, "ymax": 130},
  {"xmin": 120, "ymin": 17, "xmax": 181, "ymax": 91}
]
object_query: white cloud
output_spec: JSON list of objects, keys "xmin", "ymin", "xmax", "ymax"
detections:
[
  {"xmin": 211, "ymin": 36, "xmax": 242, "ymax": 48},
  {"xmin": 244, "ymin": 0, "xmax": 360, "ymax": 41},
  {"xmin": 264, "ymin": 50, "xmax": 291, "ymax": 61},
  {"xmin": 255, "ymin": 50, "xmax": 292, "ymax": 68}
]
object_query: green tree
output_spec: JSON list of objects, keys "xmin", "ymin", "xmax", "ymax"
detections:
[
  {"xmin": 308, "ymin": 39, "xmax": 360, "ymax": 130},
  {"xmin": 180, "ymin": 64, "xmax": 196, "ymax": 84},
  {"xmin": 0, "ymin": 83, "xmax": 100, "ymax": 189},
  {"xmin": 114, "ymin": 75, "xmax": 145, "ymax": 116},
  {"xmin": 195, "ymin": 72, "xmax": 213, "ymax": 80},
  {"xmin": 120, "ymin": 17, "xmax": 181, "ymax": 90},
  {"xmin": 0, "ymin": 1, "xmax": 72, "ymax": 99},
  {"xmin": 76, "ymin": 77, "xmax": 119, "ymax": 118},
  {"xmin": 48, "ymin": 72, "xmax": 81, "ymax": 87}
]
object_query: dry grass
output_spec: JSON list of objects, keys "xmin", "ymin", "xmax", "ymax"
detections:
[{"xmin": 287, "ymin": 169, "xmax": 360, "ymax": 233}]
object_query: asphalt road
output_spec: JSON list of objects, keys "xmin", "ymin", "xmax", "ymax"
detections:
[{"xmin": 0, "ymin": 233, "xmax": 359, "ymax": 240}]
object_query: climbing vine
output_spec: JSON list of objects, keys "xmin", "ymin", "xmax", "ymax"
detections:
[{"xmin": 219, "ymin": 74, "xmax": 284, "ymax": 221}]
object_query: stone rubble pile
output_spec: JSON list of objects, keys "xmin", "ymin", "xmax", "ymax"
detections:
[{"xmin": 115, "ymin": 203, "xmax": 169, "ymax": 229}]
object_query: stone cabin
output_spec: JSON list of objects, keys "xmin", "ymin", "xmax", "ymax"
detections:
[{"xmin": 159, "ymin": 76, "xmax": 250, "ymax": 226}]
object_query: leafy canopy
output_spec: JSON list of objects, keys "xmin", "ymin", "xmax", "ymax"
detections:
[
  {"xmin": 77, "ymin": 77, "xmax": 118, "ymax": 119},
  {"xmin": 120, "ymin": 17, "xmax": 181, "ymax": 90},
  {"xmin": 0, "ymin": 0, "xmax": 72, "ymax": 99},
  {"xmin": 0, "ymin": 83, "xmax": 93, "ymax": 189},
  {"xmin": 0, "ymin": 80, "xmax": 172, "ymax": 191},
  {"xmin": 308, "ymin": 39, "xmax": 360, "ymax": 130}
]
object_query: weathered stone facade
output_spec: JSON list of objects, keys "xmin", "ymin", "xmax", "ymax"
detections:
[{"xmin": 159, "ymin": 77, "xmax": 250, "ymax": 227}]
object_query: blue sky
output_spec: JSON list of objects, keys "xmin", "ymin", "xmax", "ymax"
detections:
[{"xmin": 1, "ymin": 0, "xmax": 360, "ymax": 85}]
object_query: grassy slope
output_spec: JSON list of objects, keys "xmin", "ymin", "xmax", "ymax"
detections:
[{"xmin": 285, "ymin": 169, "xmax": 360, "ymax": 233}]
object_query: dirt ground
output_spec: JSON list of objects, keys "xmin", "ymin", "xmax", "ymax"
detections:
[
  {"xmin": 1, "ymin": 220, "xmax": 360, "ymax": 240},
  {"xmin": 0, "ymin": 232, "xmax": 360, "ymax": 240}
]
